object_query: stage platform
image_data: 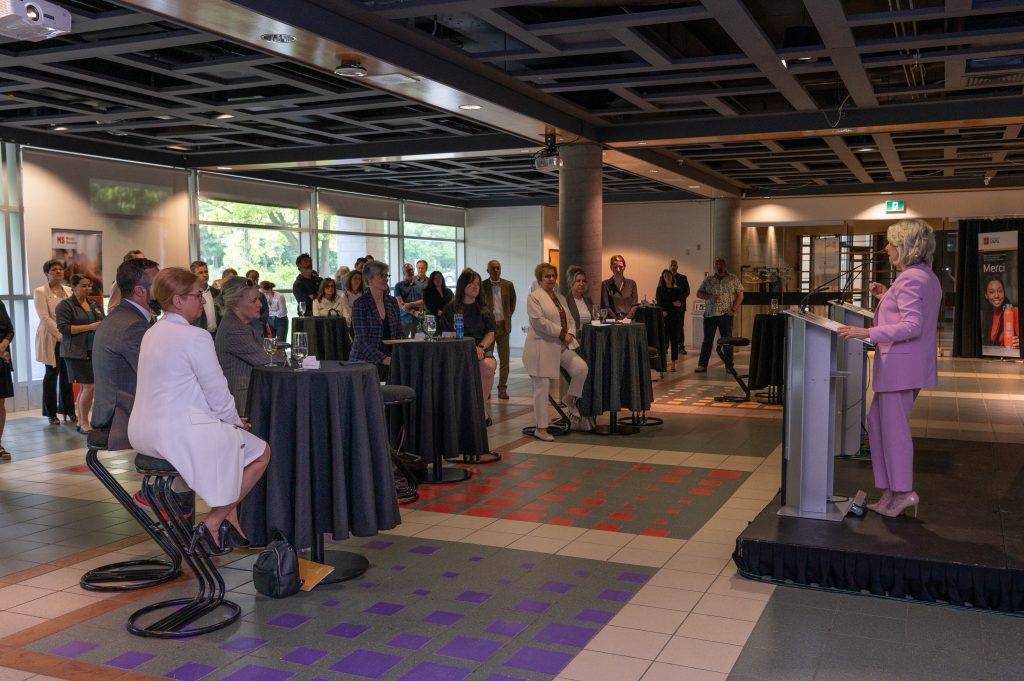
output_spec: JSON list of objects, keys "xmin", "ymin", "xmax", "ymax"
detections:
[{"xmin": 734, "ymin": 437, "xmax": 1024, "ymax": 613}]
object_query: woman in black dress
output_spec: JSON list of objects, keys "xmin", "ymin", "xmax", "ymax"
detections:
[
  {"xmin": 55, "ymin": 274, "xmax": 105, "ymax": 433},
  {"xmin": 442, "ymin": 269, "xmax": 497, "ymax": 425},
  {"xmin": 422, "ymin": 270, "xmax": 453, "ymax": 317},
  {"xmin": 656, "ymin": 268, "xmax": 684, "ymax": 371},
  {"xmin": 0, "ymin": 299, "xmax": 13, "ymax": 459}
]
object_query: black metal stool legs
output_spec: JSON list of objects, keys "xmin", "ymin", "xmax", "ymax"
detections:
[
  {"xmin": 80, "ymin": 440, "xmax": 181, "ymax": 592},
  {"xmin": 714, "ymin": 337, "xmax": 751, "ymax": 403},
  {"xmin": 127, "ymin": 468, "xmax": 240, "ymax": 638}
]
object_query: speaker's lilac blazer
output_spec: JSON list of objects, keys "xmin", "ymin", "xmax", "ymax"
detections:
[{"xmin": 868, "ymin": 263, "xmax": 942, "ymax": 393}]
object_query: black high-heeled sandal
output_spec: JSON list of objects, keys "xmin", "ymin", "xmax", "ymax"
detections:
[
  {"xmin": 48, "ymin": 417, "xmax": 60, "ymax": 426},
  {"xmin": 188, "ymin": 522, "xmax": 230, "ymax": 556},
  {"xmin": 219, "ymin": 521, "xmax": 251, "ymax": 550}
]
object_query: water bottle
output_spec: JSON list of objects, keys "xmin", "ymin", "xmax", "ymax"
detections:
[
  {"xmin": 454, "ymin": 313, "xmax": 464, "ymax": 339},
  {"xmin": 1004, "ymin": 306, "xmax": 1017, "ymax": 347}
]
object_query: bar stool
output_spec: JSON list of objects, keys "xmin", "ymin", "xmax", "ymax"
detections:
[
  {"xmin": 127, "ymin": 454, "xmax": 240, "ymax": 638},
  {"xmin": 715, "ymin": 337, "xmax": 751, "ymax": 403},
  {"xmin": 382, "ymin": 384, "xmax": 420, "ymax": 504},
  {"xmin": 80, "ymin": 429, "xmax": 181, "ymax": 592}
]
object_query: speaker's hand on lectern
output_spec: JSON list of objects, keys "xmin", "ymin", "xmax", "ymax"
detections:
[{"xmin": 837, "ymin": 325, "xmax": 870, "ymax": 340}]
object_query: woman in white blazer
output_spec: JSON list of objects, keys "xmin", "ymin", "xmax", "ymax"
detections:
[
  {"xmin": 522, "ymin": 262, "xmax": 588, "ymax": 441},
  {"xmin": 128, "ymin": 267, "xmax": 270, "ymax": 555},
  {"xmin": 33, "ymin": 259, "xmax": 75, "ymax": 425}
]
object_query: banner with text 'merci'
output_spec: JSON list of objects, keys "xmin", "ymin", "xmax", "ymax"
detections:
[{"xmin": 979, "ymin": 230, "xmax": 1021, "ymax": 359}]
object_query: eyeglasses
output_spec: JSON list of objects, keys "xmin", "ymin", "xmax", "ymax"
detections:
[{"xmin": 178, "ymin": 291, "xmax": 204, "ymax": 301}]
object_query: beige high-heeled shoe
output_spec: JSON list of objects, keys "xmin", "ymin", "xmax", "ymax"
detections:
[
  {"xmin": 879, "ymin": 491, "xmax": 919, "ymax": 518},
  {"xmin": 866, "ymin": 489, "xmax": 893, "ymax": 514}
]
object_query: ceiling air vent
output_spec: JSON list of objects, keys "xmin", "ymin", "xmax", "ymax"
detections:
[{"xmin": 963, "ymin": 73, "xmax": 1024, "ymax": 87}]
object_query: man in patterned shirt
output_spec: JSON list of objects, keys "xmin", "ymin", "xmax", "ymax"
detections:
[{"xmin": 695, "ymin": 257, "xmax": 744, "ymax": 373}]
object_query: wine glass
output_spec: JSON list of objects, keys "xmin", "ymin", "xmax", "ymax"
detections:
[
  {"xmin": 262, "ymin": 337, "xmax": 277, "ymax": 366},
  {"xmin": 297, "ymin": 300, "xmax": 306, "ymax": 317},
  {"xmin": 292, "ymin": 332, "xmax": 309, "ymax": 370},
  {"xmin": 423, "ymin": 314, "xmax": 437, "ymax": 341},
  {"xmin": 598, "ymin": 308, "xmax": 608, "ymax": 324}
]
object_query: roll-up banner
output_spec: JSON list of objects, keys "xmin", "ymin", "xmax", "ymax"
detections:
[{"xmin": 979, "ymin": 231, "xmax": 1020, "ymax": 358}]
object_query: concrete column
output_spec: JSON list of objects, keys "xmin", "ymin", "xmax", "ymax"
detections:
[{"xmin": 557, "ymin": 143, "xmax": 603, "ymax": 300}]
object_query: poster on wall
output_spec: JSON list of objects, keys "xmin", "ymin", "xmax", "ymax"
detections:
[
  {"xmin": 978, "ymin": 230, "xmax": 1020, "ymax": 359},
  {"xmin": 52, "ymin": 229, "xmax": 104, "ymax": 302}
]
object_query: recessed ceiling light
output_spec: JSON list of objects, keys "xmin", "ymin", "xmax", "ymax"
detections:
[
  {"xmin": 52, "ymin": 125, "xmax": 68, "ymax": 131},
  {"xmin": 334, "ymin": 62, "xmax": 368, "ymax": 77},
  {"xmin": 260, "ymin": 33, "xmax": 296, "ymax": 43},
  {"xmin": 856, "ymin": 147, "xmax": 875, "ymax": 152},
  {"xmin": 648, "ymin": 169, "xmax": 658, "ymax": 173},
  {"xmin": 688, "ymin": 185, "xmax": 701, "ymax": 189},
  {"xmin": 638, "ymin": 141, "xmax": 647, "ymax": 145},
  {"xmin": 156, "ymin": 115, "xmax": 174, "ymax": 120},
  {"xmin": 215, "ymin": 113, "xmax": 235, "ymax": 120},
  {"xmin": 881, "ymin": 191, "xmax": 893, "ymax": 195},
  {"xmin": 216, "ymin": 166, "xmax": 233, "ymax": 170},
  {"xmin": 458, "ymin": 104, "xmax": 483, "ymax": 110},
  {"xmin": 835, "ymin": 128, "xmax": 852, "ymax": 134},
  {"xmin": 166, "ymin": 144, "xmax": 191, "ymax": 151}
]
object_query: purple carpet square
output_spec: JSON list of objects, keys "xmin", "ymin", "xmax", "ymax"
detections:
[
  {"xmin": 388, "ymin": 632, "xmax": 432, "ymax": 650},
  {"xmin": 281, "ymin": 647, "xmax": 329, "ymax": 666},
  {"xmin": 221, "ymin": 664, "xmax": 294, "ymax": 681},
  {"xmin": 487, "ymin": 620, "xmax": 528, "ymax": 637},
  {"xmin": 435, "ymin": 635, "xmax": 504, "ymax": 663},
  {"xmin": 413, "ymin": 589, "xmax": 431, "ymax": 596},
  {"xmin": 268, "ymin": 613, "xmax": 311, "ymax": 629},
  {"xmin": 497, "ymin": 579, "xmax": 512, "ymax": 585},
  {"xmin": 365, "ymin": 601, "xmax": 404, "ymax": 616},
  {"xmin": 618, "ymin": 571, "xmax": 650, "ymax": 584},
  {"xmin": 396, "ymin": 661, "xmax": 472, "ymax": 681},
  {"xmin": 50, "ymin": 641, "xmax": 98, "ymax": 658},
  {"xmin": 220, "ymin": 636, "xmax": 268, "ymax": 653},
  {"xmin": 330, "ymin": 650, "xmax": 403, "ymax": 679},
  {"xmin": 519, "ymin": 563, "xmax": 535, "ymax": 569},
  {"xmin": 504, "ymin": 647, "xmax": 573, "ymax": 675},
  {"xmin": 328, "ymin": 622, "xmax": 370, "ymax": 638},
  {"xmin": 410, "ymin": 545, "xmax": 439, "ymax": 555},
  {"xmin": 576, "ymin": 608, "xmax": 615, "ymax": 624},
  {"xmin": 165, "ymin": 662, "xmax": 217, "ymax": 681},
  {"xmin": 469, "ymin": 556, "xmax": 483, "ymax": 562},
  {"xmin": 456, "ymin": 590, "xmax": 491, "ymax": 604},
  {"xmin": 105, "ymin": 651, "xmax": 155, "ymax": 669},
  {"xmin": 360, "ymin": 581, "xmax": 376, "ymax": 589},
  {"xmin": 424, "ymin": 610, "xmax": 463, "ymax": 625},
  {"xmin": 322, "ymin": 600, "xmax": 340, "ymax": 607},
  {"xmin": 574, "ymin": 570, "xmax": 591, "ymax": 577},
  {"xmin": 392, "ymin": 564, "xmax": 407, "ymax": 571},
  {"xmin": 533, "ymin": 623, "xmax": 596, "ymax": 648},
  {"xmin": 540, "ymin": 581, "xmax": 574, "ymax": 594},
  {"xmin": 363, "ymin": 540, "xmax": 393, "ymax": 549},
  {"xmin": 598, "ymin": 588, "xmax": 633, "ymax": 602},
  {"xmin": 513, "ymin": 599, "xmax": 550, "ymax": 614},
  {"xmin": 443, "ymin": 571, "xmax": 459, "ymax": 578}
]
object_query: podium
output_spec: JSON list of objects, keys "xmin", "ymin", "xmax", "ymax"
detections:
[
  {"xmin": 779, "ymin": 310, "xmax": 855, "ymax": 521},
  {"xmin": 828, "ymin": 302, "xmax": 873, "ymax": 458}
]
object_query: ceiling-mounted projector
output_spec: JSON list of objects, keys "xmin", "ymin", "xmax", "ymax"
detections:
[
  {"xmin": 535, "ymin": 155, "xmax": 563, "ymax": 173},
  {"xmin": 0, "ymin": 0, "xmax": 71, "ymax": 42}
]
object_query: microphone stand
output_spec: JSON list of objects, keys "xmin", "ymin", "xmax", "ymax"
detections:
[{"xmin": 799, "ymin": 251, "xmax": 887, "ymax": 313}]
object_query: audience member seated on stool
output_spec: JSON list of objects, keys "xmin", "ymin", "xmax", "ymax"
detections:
[
  {"xmin": 523, "ymin": 263, "xmax": 588, "ymax": 441},
  {"xmin": 128, "ymin": 267, "xmax": 270, "ymax": 555},
  {"xmin": 215, "ymin": 276, "xmax": 273, "ymax": 418},
  {"xmin": 312, "ymin": 277, "xmax": 346, "ymax": 317},
  {"xmin": 442, "ymin": 268, "xmax": 497, "ymax": 426},
  {"xmin": 351, "ymin": 261, "xmax": 403, "ymax": 382}
]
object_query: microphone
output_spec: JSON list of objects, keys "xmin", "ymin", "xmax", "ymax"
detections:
[{"xmin": 799, "ymin": 252, "xmax": 885, "ymax": 313}]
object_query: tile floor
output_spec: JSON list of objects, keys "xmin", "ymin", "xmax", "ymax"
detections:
[{"xmin": 0, "ymin": 354, "xmax": 1019, "ymax": 680}]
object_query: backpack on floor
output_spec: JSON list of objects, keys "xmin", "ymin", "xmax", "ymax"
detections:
[{"xmin": 253, "ymin": 529, "xmax": 303, "ymax": 598}]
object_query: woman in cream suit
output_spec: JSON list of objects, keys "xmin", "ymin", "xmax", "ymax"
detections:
[
  {"xmin": 129, "ymin": 267, "xmax": 270, "ymax": 555},
  {"xmin": 33, "ymin": 259, "xmax": 75, "ymax": 425},
  {"xmin": 838, "ymin": 219, "xmax": 942, "ymax": 518},
  {"xmin": 523, "ymin": 263, "xmax": 588, "ymax": 441}
]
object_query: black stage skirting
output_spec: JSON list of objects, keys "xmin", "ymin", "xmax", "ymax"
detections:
[{"xmin": 734, "ymin": 437, "xmax": 1024, "ymax": 612}]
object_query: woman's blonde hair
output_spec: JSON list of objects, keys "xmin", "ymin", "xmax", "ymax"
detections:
[
  {"xmin": 219, "ymin": 275, "xmax": 257, "ymax": 312},
  {"xmin": 565, "ymin": 265, "xmax": 586, "ymax": 295},
  {"xmin": 152, "ymin": 267, "xmax": 198, "ymax": 311},
  {"xmin": 534, "ymin": 262, "xmax": 556, "ymax": 282},
  {"xmin": 887, "ymin": 219, "xmax": 936, "ymax": 268}
]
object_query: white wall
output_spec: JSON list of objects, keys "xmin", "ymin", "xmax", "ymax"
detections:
[{"xmin": 466, "ymin": 205, "xmax": 544, "ymax": 347}]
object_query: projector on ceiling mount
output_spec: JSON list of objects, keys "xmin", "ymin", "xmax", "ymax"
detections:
[
  {"xmin": 534, "ymin": 154, "xmax": 563, "ymax": 173},
  {"xmin": 0, "ymin": 0, "xmax": 71, "ymax": 42}
]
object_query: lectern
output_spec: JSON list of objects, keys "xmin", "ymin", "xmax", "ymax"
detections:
[
  {"xmin": 780, "ymin": 310, "xmax": 854, "ymax": 521},
  {"xmin": 828, "ymin": 301, "xmax": 873, "ymax": 458}
]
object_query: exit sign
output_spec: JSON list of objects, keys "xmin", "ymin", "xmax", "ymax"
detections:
[{"xmin": 885, "ymin": 200, "xmax": 905, "ymax": 213}]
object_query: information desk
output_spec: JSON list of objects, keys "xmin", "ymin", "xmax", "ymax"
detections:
[
  {"xmin": 577, "ymin": 322, "xmax": 653, "ymax": 435},
  {"xmin": 241, "ymin": 361, "xmax": 399, "ymax": 582},
  {"xmin": 291, "ymin": 316, "xmax": 351, "ymax": 360},
  {"xmin": 387, "ymin": 338, "xmax": 491, "ymax": 482}
]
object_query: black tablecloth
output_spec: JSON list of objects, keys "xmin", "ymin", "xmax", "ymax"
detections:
[
  {"xmin": 388, "ymin": 339, "xmax": 490, "ymax": 461},
  {"xmin": 632, "ymin": 305, "xmax": 666, "ymax": 372},
  {"xmin": 577, "ymin": 323, "xmax": 653, "ymax": 417},
  {"xmin": 748, "ymin": 313, "xmax": 787, "ymax": 390},
  {"xmin": 292, "ymin": 316, "xmax": 351, "ymax": 360},
  {"xmin": 240, "ymin": 361, "xmax": 399, "ymax": 548}
]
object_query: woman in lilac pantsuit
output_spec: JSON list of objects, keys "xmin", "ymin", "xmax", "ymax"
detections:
[{"xmin": 838, "ymin": 219, "xmax": 942, "ymax": 518}]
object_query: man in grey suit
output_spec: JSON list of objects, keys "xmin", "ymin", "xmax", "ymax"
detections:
[
  {"xmin": 483, "ymin": 260, "xmax": 517, "ymax": 400},
  {"xmin": 91, "ymin": 257, "xmax": 160, "ymax": 449}
]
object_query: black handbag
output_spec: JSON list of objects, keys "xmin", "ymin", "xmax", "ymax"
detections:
[{"xmin": 252, "ymin": 529, "xmax": 303, "ymax": 598}]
